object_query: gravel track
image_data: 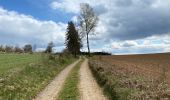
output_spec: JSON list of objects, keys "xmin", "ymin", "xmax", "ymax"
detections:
[
  {"xmin": 79, "ymin": 59, "xmax": 107, "ymax": 100},
  {"xmin": 34, "ymin": 59, "xmax": 80, "ymax": 100}
]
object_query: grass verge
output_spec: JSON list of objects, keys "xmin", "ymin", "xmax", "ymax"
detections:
[
  {"xmin": 89, "ymin": 60, "xmax": 118, "ymax": 100},
  {"xmin": 0, "ymin": 54, "xmax": 76, "ymax": 100},
  {"xmin": 57, "ymin": 59, "xmax": 83, "ymax": 100}
]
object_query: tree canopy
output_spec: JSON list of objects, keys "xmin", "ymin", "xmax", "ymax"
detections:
[
  {"xmin": 65, "ymin": 21, "xmax": 81, "ymax": 57},
  {"xmin": 78, "ymin": 3, "xmax": 98, "ymax": 56},
  {"xmin": 23, "ymin": 44, "xmax": 32, "ymax": 53},
  {"xmin": 45, "ymin": 42, "xmax": 54, "ymax": 53}
]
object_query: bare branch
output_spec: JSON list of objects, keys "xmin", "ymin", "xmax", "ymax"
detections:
[{"xmin": 78, "ymin": 3, "xmax": 98, "ymax": 56}]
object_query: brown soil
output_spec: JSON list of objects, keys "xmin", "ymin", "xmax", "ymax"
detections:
[{"xmin": 95, "ymin": 53, "xmax": 170, "ymax": 83}]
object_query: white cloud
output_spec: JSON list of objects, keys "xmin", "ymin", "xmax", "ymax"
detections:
[
  {"xmin": 109, "ymin": 35, "xmax": 170, "ymax": 54},
  {"xmin": 81, "ymin": 34, "xmax": 170, "ymax": 55},
  {"xmin": 143, "ymin": 40, "xmax": 151, "ymax": 45},
  {"xmin": 121, "ymin": 41, "xmax": 138, "ymax": 47},
  {"xmin": 51, "ymin": 0, "xmax": 170, "ymax": 40},
  {"xmin": 50, "ymin": 0, "xmax": 109, "ymax": 14},
  {"xmin": 1, "ymin": 0, "xmax": 170, "ymax": 54},
  {"xmin": 50, "ymin": 0, "xmax": 170, "ymax": 54},
  {"xmin": 0, "ymin": 7, "xmax": 67, "ymax": 51},
  {"xmin": 51, "ymin": 1, "xmax": 81, "ymax": 13}
]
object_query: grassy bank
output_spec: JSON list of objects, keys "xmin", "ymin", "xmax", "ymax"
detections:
[
  {"xmin": 89, "ymin": 59, "xmax": 118, "ymax": 100},
  {"xmin": 57, "ymin": 59, "xmax": 83, "ymax": 100},
  {"xmin": 0, "ymin": 53, "xmax": 76, "ymax": 100}
]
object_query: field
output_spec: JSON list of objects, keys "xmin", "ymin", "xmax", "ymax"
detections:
[
  {"xmin": 99, "ymin": 53, "xmax": 170, "ymax": 83},
  {"xmin": 0, "ymin": 53, "xmax": 41, "ymax": 74},
  {"xmin": 89, "ymin": 53, "xmax": 170, "ymax": 99},
  {"xmin": 1, "ymin": 53, "xmax": 170, "ymax": 100},
  {"xmin": 0, "ymin": 53, "xmax": 75, "ymax": 99}
]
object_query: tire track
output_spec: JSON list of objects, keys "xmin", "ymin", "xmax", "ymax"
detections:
[
  {"xmin": 34, "ymin": 59, "xmax": 80, "ymax": 100},
  {"xmin": 79, "ymin": 59, "xmax": 107, "ymax": 100}
]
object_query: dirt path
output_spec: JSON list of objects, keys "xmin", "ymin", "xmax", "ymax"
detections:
[
  {"xmin": 79, "ymin": 59, "xmax": 108, "ymax": 100},
  {"xmin": 34, "ymin": 59, "xmax": 80, "ymax": 100}
]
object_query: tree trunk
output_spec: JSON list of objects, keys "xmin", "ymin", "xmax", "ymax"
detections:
[
  {"xmin": 87, "ymin": 34, "xmax": 90, "ymax": 56},
  {"xmin": 74, "ymin": 49, "xmax": 76, "ymax": 58}
]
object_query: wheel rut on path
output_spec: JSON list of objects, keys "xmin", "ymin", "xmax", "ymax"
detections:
[
  {"xmin": 34, "ymin": 59, "xmax": 80, "ymax": 100},
  {"xmin": 79, "ymin": 59, "xmax": 108, "ymax": 100}
]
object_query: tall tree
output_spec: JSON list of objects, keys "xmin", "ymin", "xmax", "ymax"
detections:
[
  {"xmin": 45, "ymin": 42, "xmax": 54, "ymax": 53},
  {"xmin": 23, "ymin": 44, "xmax": 32, "ymax": 53},
  {"xmin": 65, "ymin": 21, "xmax": 81, "ymax": 57},
  {"xmin": 78, "ymin": 3, "xmax": 98, "ymax": 56}
]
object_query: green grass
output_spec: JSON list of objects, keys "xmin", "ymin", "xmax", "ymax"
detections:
[
  {"xmin": 0, "ymin": 53, "xmax": 41, "ymax": 74},
  {"xmin": 0, "ymin": 53, "xmax": 76, "ymax": 100},
  {"xmin": 57, "ymin": 59, "xmax": 82, "ymax": 100}
]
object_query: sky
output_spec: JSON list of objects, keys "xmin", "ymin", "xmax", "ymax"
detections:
[{"xmin": 0, "ymin": 0, "xmax": 170, "ymax": 54}]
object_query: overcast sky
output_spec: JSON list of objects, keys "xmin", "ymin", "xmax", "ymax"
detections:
[{"xmin": 0, "ymin": 0, "xmax": 170, "ymax": 54}]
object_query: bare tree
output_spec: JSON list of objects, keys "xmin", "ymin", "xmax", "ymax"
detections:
[
  {"xmin": 14, "ymin": 46, "xmax": 23, "ymax": 53},
  {"xmin": 5, "ymin": 45, "xmax": 14, "ymax": 53},
  {"xmin": 45, "ymin": 42, "xmax": 54, "ymax": 53},
  {"xmin": 0, "ymin": 45, "xmax": 5, "ymax": 52},
  {"xmin": 79, "ymin": 3, "xmax": 98, "ymax": 56}
]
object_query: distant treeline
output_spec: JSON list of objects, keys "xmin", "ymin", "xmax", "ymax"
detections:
[
  {"xmin": 81, "ymin": 52, "xmax": 111, "ymax": 55},
  {"xmin": 0, "ymin": 44, "xmax": 112, "ymax": 56},
  {"xmin": 0, "ymin": 44, "xmax": 33, "ymax": 53},
  {"xmin": 54, "ymin": 51, "xmax": 111, "ymax": 56}
]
